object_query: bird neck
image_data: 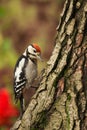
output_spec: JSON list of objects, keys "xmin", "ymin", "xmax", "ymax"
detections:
[
  {"xmin": 29, "ymin": 57, "xmax": 37, "ymax": 65},
  {"xmin": 23, "ymin": 49, "xmax": 27, "ymax": 56}
]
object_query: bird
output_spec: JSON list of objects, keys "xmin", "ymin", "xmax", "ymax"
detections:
[{"xmin": 13, "ymin": 43, "xmax": 42, "ymax": 117}]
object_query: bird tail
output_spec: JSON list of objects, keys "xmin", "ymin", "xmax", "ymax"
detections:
[
  {"xmin": 14, "ymin": 94, "xmax": 18, "ymax": 104},
  {"xmin": 15, "ymin": 97, "xmax": 18, "ymax": 104}
]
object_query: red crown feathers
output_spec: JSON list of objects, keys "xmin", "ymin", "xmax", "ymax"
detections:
[{"xmin": 32, "ymin": 43, "xmax": 41, "ymax": 53}]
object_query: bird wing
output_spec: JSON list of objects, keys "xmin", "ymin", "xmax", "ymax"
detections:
[{"xmin": 14, "ymin": 55, "xmax": 28, "ymax": 100}]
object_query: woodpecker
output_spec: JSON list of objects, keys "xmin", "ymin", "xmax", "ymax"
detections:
[{"xmin": 14, "ymin": 43, "xmax": 42, "ymax": 116}]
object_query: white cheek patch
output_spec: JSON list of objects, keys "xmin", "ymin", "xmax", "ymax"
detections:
[
  {"xmin": 27, "ymin": 45, "xmax": 36, "ymax": 55},
  {"xmin": 28, "ymin": 45, "xmax": 33, "ymax": 53}
]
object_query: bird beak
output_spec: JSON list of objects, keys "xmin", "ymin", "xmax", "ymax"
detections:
[{"xmin": 37, "ymin": 54, "xmax": 43, "ymax": 61}]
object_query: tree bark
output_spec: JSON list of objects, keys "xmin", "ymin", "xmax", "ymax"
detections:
[{"xmin": 11, "ymin": 0, "xmax": 87, "ymax": 130}]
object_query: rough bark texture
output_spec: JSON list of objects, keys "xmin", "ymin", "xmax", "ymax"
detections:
[{"xmin": 11, "ymin": 0, "xmax": 87, "ymax": 130}]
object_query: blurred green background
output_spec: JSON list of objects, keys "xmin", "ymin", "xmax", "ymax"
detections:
[{"xmin": 0, "ymin": 0, "xmax": 64, "ymax": 129}]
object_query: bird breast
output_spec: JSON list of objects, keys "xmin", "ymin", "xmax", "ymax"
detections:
[{"xmin": 25, "ymin": 59, "xmax": 37, "ymax": 87}]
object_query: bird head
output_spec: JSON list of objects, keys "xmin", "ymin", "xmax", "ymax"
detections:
[{"xmin": 27, "ymin": 43, "xmax": 42, "ymax": 61}]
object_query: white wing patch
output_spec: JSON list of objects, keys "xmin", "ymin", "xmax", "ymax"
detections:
[{"xmin": 15, "ymin": 58, "xmax": 25, "ymax": 82}]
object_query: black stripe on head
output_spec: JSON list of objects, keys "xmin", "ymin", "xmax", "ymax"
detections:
[{"xmin": 27, "ymin": 52, "xmax": 36, "ymax": 57}]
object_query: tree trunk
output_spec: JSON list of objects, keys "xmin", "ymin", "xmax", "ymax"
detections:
[{"xmin": 11, "ymin": 0, "xmax": 87, "ymax": 130}]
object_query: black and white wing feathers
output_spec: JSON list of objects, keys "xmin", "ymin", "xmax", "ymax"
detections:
[{"xmin": 14, "ymin": 55, "xmax": 28, "ymax": 100}]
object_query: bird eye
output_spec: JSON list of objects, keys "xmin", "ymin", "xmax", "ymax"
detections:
[{"xmin": 34, "ymin": 50, "xmax": 36, "ymax": 53}]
